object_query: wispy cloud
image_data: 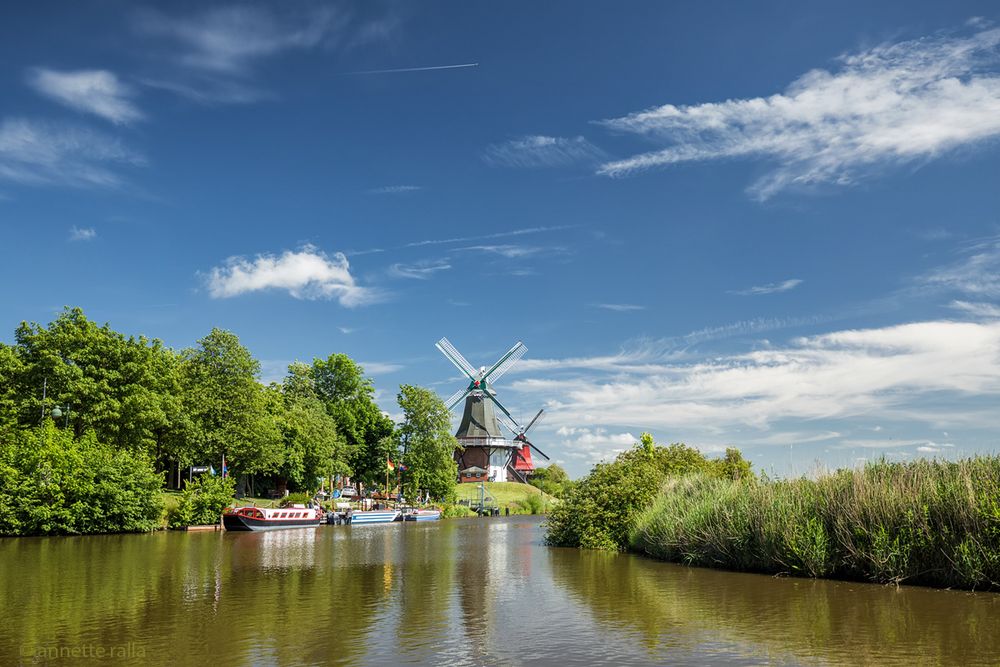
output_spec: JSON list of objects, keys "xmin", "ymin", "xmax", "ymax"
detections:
[
  {"xmin": 344, "ymin": 62, "xmax": 478, "ymax": 75},
  {"xmin": 68, "ymin": 226, "xmax": 96, "ymax": 242},
  {"xmin": 730, "ymin": 278, "xmax": 803, "ymax": 296},
  {"xmin": 0, "ymin": 118, "xmax": 144, "ymax": 188},
  {"xmin": 556, "ymin": 426, "xmax": 638, "ymax": 465},
  {"xmin": 484, "ymin": 135, "xmax": 606, "ymax": 168},
  {"xmin": 134, "ymin": 5, "xmax": 390, "ymax": 104},
  {"xmin": 594, "ymin": 303, "xmax": 646, "ymax": 312},
  {"xmin": 367, "ymin": 185, "xmax": 422, "ymax": 195},
  {"xmin": 598, "ymin": 25, "xmax": 1000, "ymax": 199},
  {"xmin": 949, "ymin": 300, "xmax": 1000, "ymax": 318},
  {"xmin": 204, "ymin": 244, "xmax": 378, "ymax": 306},
  {"xmin": 460, "ymin": 244, "xmax": 543, "ymax": 259},
  {"xmin": 358, "ymin": 361, "xmax": 404, "ymax": 374},
  {"xmin": 338, "ymin": 326, "xmax": 355, "ymax": 334},
  {"xmin": 922, "ymin": 235, "xmax": 1000, "ymax": 297},
  {"xmin": 347, "ymin": 225, "xmax": 575, "ymax": 257},
  {"xmin": 135, "ymin": 5, "xmax": 340, "ymax": 74},
  {"xmin": 27, "ymin": 69, "xmax": 143, "ymax": 125},
  {"xmin": 389, "ymin": 259, "xmax": 452, "ymax": 280},
  {"xmin": 516, "ymin": 320, "xmax": 1000, "ymax": 435}
]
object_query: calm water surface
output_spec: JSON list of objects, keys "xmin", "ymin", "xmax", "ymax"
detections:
[{"xmin": 2, "ymin": 516, "xmax": 998, "ymax": 666}]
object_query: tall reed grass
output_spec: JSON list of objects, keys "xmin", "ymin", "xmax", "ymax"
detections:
[{"xmin": 630, "ymin": 457, "xmax": 1000, "ymax": 589}]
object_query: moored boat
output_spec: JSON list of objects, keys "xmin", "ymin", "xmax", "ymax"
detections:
[
  {"xmin": 223, "ymin": 505, "xmax": 323, "ymax": 531},
  {"xmin": 404, "ymin": 509, "xmax": 441, "ymax": 522},
  {"xmin": 348, "ymin": 509, "xmax": 401, "ymax": 525}
]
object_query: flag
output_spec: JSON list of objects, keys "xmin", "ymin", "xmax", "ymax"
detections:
[
  {"xmin": 387, "ymin": 457, "xmax": 394, "ymax": 472},
  {"xmin": 209, "ymin": 466, "xmax": 216, "ymax": 476},
  {"xmin": 399, "ymin": 464, "xmax": 408, "ymax": 471}
]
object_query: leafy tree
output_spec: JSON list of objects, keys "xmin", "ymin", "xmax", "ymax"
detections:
[
  {"xmin": 716, "ymin": 447, "xmax": 754, "ymax": 480},
  {"xmin": 271, "ymin": 367, "xmax": 348, "ymax": 491},
  {"xmin": 529, "ymin": 463, "xmax": 573, "ymax": 498},
  {"xmin": 0, "ymin": 422, "xmax": 163, "ymax": 535},
  {"xmin": 0, "ymin": 343, "xmax": 22, "ymax": 431},
  {"xmin": 182, "ymin": 329, "xmax": 282, "ymax": 476},
  {"xmin": 311, "ymin": 354, "xmax": 393, "ymax": 487},
  {"xmin": 10, "ymin": 308, "xmax": 192, "ymax": 469},
  {"xmin": 395, "ymin": 384, "xmax": 458, "ymax": 501}
]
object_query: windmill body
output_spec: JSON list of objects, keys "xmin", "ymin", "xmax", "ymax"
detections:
[{"xmin": 435, "ymin": 338, "xmax": 549, "ymax": 484}]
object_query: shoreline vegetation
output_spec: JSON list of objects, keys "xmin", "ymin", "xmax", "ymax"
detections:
[
  {"xmin": 0, "ymin": 308, "xmax": 460, "ymax": 537},
  {"xmin": 546, "ymin": 435, "xmax": 1000, "ymax": 591}
]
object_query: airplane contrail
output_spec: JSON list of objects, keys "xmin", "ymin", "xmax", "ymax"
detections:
[{"xmin": 343, "ymin": 62, "xmax": 479, "ymax": 75}]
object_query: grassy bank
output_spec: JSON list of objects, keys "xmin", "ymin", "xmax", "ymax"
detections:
[
  {"xmin": 630, "ymin": 458, "xmax": 1000, "ymax": 590},
  {"xmin": 454, "ymin": 482, "xmax": 557, "ymax": 514}
]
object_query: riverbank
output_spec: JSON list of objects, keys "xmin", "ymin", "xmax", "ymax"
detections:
[
  {"xmin": 453, "ymin": 481, "xmax": 557, "ymax": 514},
  {"xmin": 634, "ymin": 458, "xmax": 1000, "ymax": 590}
]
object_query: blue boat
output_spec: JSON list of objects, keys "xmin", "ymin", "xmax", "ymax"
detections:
[
  {"xmin": 348, "ymin": 510, "xmax": 400, "ymax": 525},
  {"xmin": 404, "ymin": 509, "xmax": 442, "ymax": 522}
]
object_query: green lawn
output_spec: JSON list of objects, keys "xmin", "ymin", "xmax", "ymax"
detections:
[{"xmin": 454, "ymin": 482, "xmax": 558, "ymax": 513}]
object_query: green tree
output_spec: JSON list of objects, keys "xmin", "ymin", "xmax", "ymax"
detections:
[
  {"xmin": 716, "ymin": 447, "xmax": 754, "ymax": 480},
  {"xmin": 271, "ymin": 366, "xmax": 348, "ymax": 491},
  {"xmin": 182, "ymin": 329, "xmax": 282, "ymax": 476},
  {"xmin": 311, "ymin": 354, "xmax": 393, "ymax": 487},
  {"xmin": 529, "ymin": 463, "xmax": 573, "ymax": 498},
  {"xmin": 0, "ymin": 343, "xmax": 22, "ymax": 431},
  {"xmin": 0, "ymin": 421, "xmax": 163, "ymax": 536},
  {"xmin": 395, "ymin": 385, "xmax": 457, "ymax": 501},
  {"xmin": 10, "ymin": 308, "xmax": 192, "ymax": 469}
]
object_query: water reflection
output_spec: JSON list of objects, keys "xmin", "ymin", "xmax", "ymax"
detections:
[{"xmin": 1, "ymin": 518, "xmax": 998, "ymax": 666}]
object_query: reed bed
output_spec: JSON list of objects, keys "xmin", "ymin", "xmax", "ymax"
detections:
[{"xmin": 630, "ymin": 457, "xmax": 1000, "ymax": 589}]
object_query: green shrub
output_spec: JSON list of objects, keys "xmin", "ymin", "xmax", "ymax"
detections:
[
  {"xmin": 440, "ymin": 504, "xmax": 475, "ymax": 518},
  {"xmin": 169, "ymin": 474, "xmax": 235, "ymax": 528},
  {"xmin": 517, "ymin": 494, "xmax": 544, "ymax": 515},
  {"xmin": 0, "ymin": 422, "xmax": 163, "ymax": 535},
  {"xmin": 545, "ymin": 434, "xmax": 724, "ymax": 551},
  {"xmin": 278, "ymin": 492, "xmax": 313, "ymax": 507}
]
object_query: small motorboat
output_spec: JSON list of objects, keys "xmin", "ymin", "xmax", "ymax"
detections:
[
  {"xmin": 404, "ymin": 509, "xmax": 441, "ymax": 522},
  {"xmin": 347, "ymin": 509, "xmax": 401, "ymax": 525},
  {"xmin": 223, "ymin": 505, "xmax": 323, "ymax": 531}
]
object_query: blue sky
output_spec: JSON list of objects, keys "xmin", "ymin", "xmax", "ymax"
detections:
[{"xmin": 3, "ymin": 1, "xmax": 1000, "ymax": 477}]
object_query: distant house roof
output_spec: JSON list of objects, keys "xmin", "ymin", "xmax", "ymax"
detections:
[
  {"xmin": 455, "ymin": 394, "xmax": 504, "ymax": 439},
  {"xmin": 459, "ymin": 466, "xmax": 488, "ymax": 474}
]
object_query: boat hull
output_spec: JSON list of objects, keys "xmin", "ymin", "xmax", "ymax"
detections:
[
  {"xmin": 404, "ymin": 511, "xmax": 441, "ymax": 522},
  {"xmin": 223, "ymin": 514, "xmax": 321, "ymax": 532},
  {"xmin": 349, "ymin": 510, "xmax": 400, "ymax": 525}
]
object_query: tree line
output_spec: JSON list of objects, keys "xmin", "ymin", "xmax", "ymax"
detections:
[{"xmin": 0, "ymin": 308, "xmax": 458, "ymax": 534}]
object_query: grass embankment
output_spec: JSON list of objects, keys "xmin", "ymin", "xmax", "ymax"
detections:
[
  {"xmin": 454, "ymin": 482, "xmax": 558, "ymax": 515},
  {"xmin": 631, "ymin": 458, "xmax": 1000, "ymax": 590}
]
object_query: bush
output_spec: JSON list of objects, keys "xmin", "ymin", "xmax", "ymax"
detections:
[
  {"xmin": 0, "ymin": 423, "xmax": 163, "ymax": 535},
  {"xmin": 630, "ymin": 457, "xmax": 1000, "ymax": 590},
  {"xmin": 545, "ymin": 434, "xmax": 723, "ymax": 551},
  {"xmin": 169, "ymin": 474, "xmax": 235, "ymax": 528},
  {"xmin": 517, "ymin": 494, "xmax": 544, "ymax": 515},
  {"xmin": 440, "ymin": 503, "xmax": 475, "ymax": 518},
  {"xmin": 278, "ymin": 492, "xmax": 313, "ymax": 507}
]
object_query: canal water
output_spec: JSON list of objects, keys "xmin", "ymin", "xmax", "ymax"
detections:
[{"xmin": 2, "ymin": 516, "xmax": 998, "ymax": 666}]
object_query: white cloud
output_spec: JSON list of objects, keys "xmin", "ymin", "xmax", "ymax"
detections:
[
  {"xmin": 389, "ymin": 259, "xmax": 451, "ymax": 280},
  {"xmin": 594, "ymin": 303, "xmax": 646, "ymax": 312},
  {"xmin": 359, "ymin": 361, "xmax": 403, "ymax": 374},
  {"xmin": 27, "ymin": 69, "xmax": 143, "ymax": 124},
  {"xmin": 556, "ymin": 426, "xmax": 637, "ymax": 464},
  {"xmin": 205, "ymin": 245, "xmax": 377, "ymax": 306},
  {"xmin": 483, "ymin": 135, "xmax": 606, "ymax": 168},
  {"xmin": 515, "ymin": 320, "xmax": 1000, "ymax": 436},
  {"xmin": 69, "ymin": 226, "xmax": 96, "ymax": 241},
  {"xmin": 730, "ymin": 278, "xmax": 803, "ymax": 296},
  {"xmin": 923, "ymin": 236, "xmax": 1000, "ymax": 297},
  {"xmin": 135, "ymin": 6, "xmax": 340, "ymax": 74},
  {"xmin": 598, "ymin": 26, "xmax": 1000, "ymax": 199},
  {"xmin": 0, "ymin": 118, "xmax": 144, "ymax": 188},
  {"xmin": 460, "ymin": 244, "xmax": 543, "ymax": 259},
  {"xmin": 948, "ymin": 300, "xmax": 1000, "ymax": 318},
  {"xmin": 367, "ymin": 185, "xmax": 422, "ymax": 195}
]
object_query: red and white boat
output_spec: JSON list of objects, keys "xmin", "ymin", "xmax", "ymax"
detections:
[{"xmin": 223, "ymin": 505, "xmax": 323, "ymax": 531}]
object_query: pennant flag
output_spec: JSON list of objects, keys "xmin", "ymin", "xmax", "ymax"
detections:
[{"xmin": 387, "ymin": 457, "xmax": 395, "ymax": 472}]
